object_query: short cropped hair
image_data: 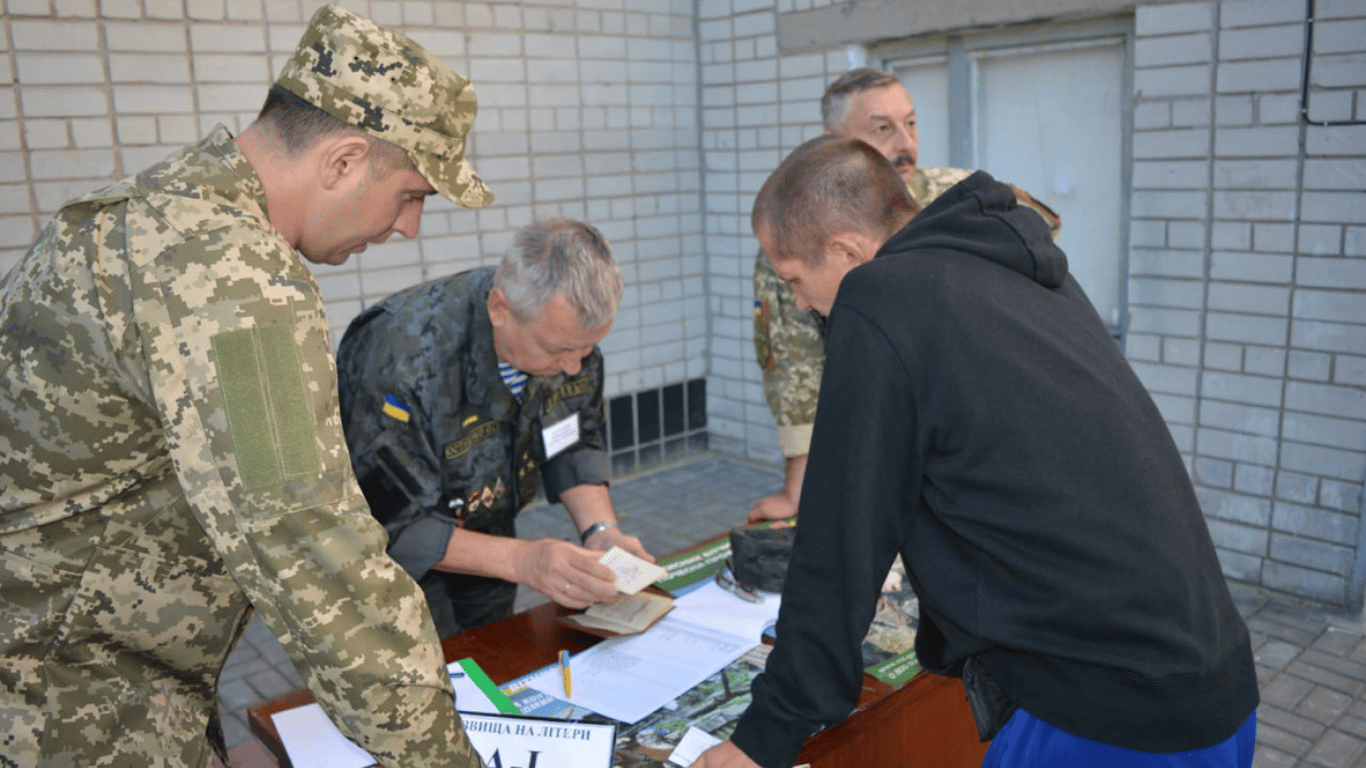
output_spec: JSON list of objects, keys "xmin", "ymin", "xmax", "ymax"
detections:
[
  {"xmin": 820, "ymin": 67, "xmax": 903, "ymax": 131},
  {"xmin": 255, "ymin": 84, "xmax": 411, "ymax": 177},
  {"xmin": 494, "ymin": 218, "xmax": 623, "ymax": 328},
  {"xmin": 752, "ymin": 135, "xmax": 920, "ymax": 267}
]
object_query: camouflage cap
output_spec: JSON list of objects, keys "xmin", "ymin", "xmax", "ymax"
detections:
[{"xmin": 276, "ymin": 5, "xmax": 494, "ymax": 209}]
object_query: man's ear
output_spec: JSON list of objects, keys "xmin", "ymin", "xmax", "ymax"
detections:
[
  {"xmin": 823, "ymin": 231, "xmax": 877, "ymax": 269},
  {"xmin": 318, "ymin": 135, "xmax": 372, "ymax": 190},
  {"xmin": 486, "ymin": 287, "xmax": 512, "ymax": 328}
]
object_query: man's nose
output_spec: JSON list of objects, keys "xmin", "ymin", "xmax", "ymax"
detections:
[
  {"xmin": 558, "ymin": 352, "xmax": 585, "ymax": 376},
  {"xmin": 890, "ymin": 124, "xmax": 916, "ymax": 151},
  {"xmin": 393, "ymin": 201, "xmax": 424, "ymax": 239}
]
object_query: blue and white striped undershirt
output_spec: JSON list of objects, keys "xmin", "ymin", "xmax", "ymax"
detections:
[{"xmin": 498, "ymin": 360, "xmax": 528, "ymax": 401}]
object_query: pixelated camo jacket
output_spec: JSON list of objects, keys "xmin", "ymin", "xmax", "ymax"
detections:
[{"xmin": 0, "ymin": 125, "xmax": 478, "ymax": 767}]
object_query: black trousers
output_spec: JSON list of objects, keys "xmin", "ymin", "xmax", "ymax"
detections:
[{"xmin": 418, "ymin": 570, "xmax": 519, "ymax": 640}]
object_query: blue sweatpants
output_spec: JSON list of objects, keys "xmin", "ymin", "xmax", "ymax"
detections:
[{"xmin": 983, "ymin": 708, "xmax": 1257, "ymax": 768}]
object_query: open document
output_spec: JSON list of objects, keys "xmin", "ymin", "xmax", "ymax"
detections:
[{"xmin": 521, "ymin": 580, "xmax": 781, "ymax": 724}]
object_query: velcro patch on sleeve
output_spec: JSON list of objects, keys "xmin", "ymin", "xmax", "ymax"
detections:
[{"xmin": 213, "ymin": 325, "xmax": 321, "ymax": 490}]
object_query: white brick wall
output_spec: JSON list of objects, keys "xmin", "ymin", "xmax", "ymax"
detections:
[
  {"xmin": 1, "ymin": 0, "xmax": 1362, "ymax": 609},
  {"xmin": 697, "ymin": 0, "xmax": 847, "ymax": 462},
  {"xmin": 0, "ymin": 0, "xmax": 703, "ymax": 406},
  {"xmin": 1132, "ymin": 0, "xmax": 1366, "ymax": 607},
  {"xmin": 707, "ymin": 0, "xmax": 1364, "ymax": 611}
]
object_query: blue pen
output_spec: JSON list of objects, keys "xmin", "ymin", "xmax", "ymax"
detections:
[{"xmin": 559, "ymin": 649, "xmax": 572, "ymax": 697}]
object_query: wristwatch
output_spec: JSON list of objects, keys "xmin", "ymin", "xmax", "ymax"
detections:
[{"xmin": 579, "ymin": 520, "xmax": 618, "ymax": 545}]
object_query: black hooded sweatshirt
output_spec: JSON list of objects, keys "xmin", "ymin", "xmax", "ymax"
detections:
[{"xmin": 731, "ymin": 172, "xmax": 1258, "ymax": 768}]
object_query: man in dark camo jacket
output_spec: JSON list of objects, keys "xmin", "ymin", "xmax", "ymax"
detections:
[{"xmin": 337, "ymin": 218, "xmax": 655, "ymax": 641}]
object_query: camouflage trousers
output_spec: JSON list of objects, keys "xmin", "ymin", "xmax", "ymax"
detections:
[{"xmin": 752, "ymin": 248, "xmax": 825, "ymax": 458}]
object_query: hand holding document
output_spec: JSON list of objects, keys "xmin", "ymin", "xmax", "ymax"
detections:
[
  {"xmin": 599, "ymin": 545, "xmax": 668, "ymax": 594},
  {"xmin": 559, "ymin": 546, "xmax": 675, "ymax": 637}
]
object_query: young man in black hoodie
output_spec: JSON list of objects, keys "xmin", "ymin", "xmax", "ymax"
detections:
[{"xmin": 693, "ymin": 137, "xmax": 1258, "ymax": 768}]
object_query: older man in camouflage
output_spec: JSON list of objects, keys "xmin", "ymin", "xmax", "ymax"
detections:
[
  {"xmin": 337, "ymin": 218, "xmax": 655, "ymax": 641},
  {"xmin": 0, "ymin": 7, "xmax": 489, "ymax": 767},
  {"xmin": 749, "ymin": 67, "xmax": 1061, "ymax": 522}
]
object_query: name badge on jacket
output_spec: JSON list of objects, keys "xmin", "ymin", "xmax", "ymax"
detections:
[{"xmin": 542, "ymin": 413, "xmax": 581, "ymax": 460}]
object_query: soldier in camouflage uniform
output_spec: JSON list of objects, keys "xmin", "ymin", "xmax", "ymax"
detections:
[
  {"xmin": 0, "ymin": 7, "xmax": 492, "ymax": 767},
  {"xmin": 337, "ymin": 219, "xmax": 654, "ymax": 641},
  {"xmin": 750, "ymin": 67, "xmax": 1061, "ymax": 523}
]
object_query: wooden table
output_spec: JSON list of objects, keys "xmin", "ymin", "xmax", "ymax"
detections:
[{"xmin": 248, "ymin": 597, "xmax": 988, "ymax": 767}]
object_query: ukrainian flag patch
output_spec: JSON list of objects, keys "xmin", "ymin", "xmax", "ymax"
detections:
[{"xmin": 382, "ymin": 394, "xmax": 411, "ymax": 423}]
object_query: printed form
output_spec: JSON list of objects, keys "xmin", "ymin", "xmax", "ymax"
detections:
[{"xmin": 523, "ymin": 582, "xmax": 781, "ymax": 723}]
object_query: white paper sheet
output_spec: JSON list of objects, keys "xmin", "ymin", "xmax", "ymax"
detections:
[
  {"xmin": 668, "ymin": 725, "xmax": 722, "ymax": 766},
  {"xmin": 270, "ymin": 703, "xmax": 376, "ymax": 768},
  {"xmin": 272, "ymin": 660, "xmax": 511, "ymax": 768},
  {"xmin": 523, "ymin": 615, "xmax": 756, "ymax": 723},
  {"xmin": 668, "ymin": 579, "xmax": 781, "ymax": 643}
]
